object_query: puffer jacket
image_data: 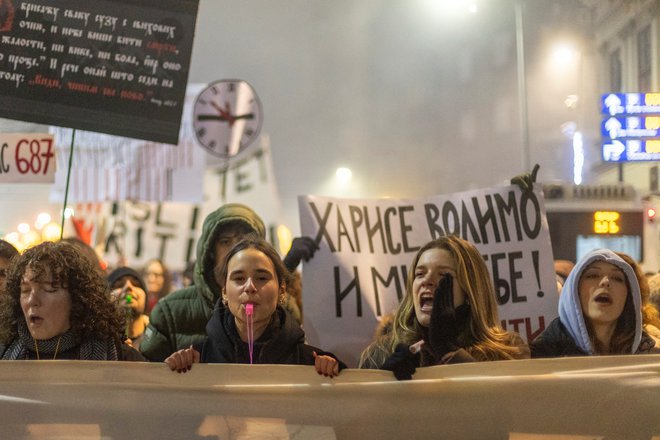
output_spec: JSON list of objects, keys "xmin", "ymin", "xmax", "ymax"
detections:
[{"xmin": 139, "ymin": 203, "xmax": 265, "ymax": 361}]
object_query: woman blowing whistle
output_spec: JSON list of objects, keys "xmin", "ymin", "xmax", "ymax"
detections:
[{"xmin": 165, "ymin": 239, "xmax": 344, "ymax": 377}]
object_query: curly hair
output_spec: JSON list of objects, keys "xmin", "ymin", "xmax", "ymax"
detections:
[
  {"xmin": 0, "ymin": 241, "xmax": 124, "ymax": 345},
  {"xmin": 359, "ymin": 235, "xmax": 527, "ymax": 368}
]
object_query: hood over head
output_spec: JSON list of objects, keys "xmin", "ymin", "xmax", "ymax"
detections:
[
  {"xmin": 193, "ymin": 203, "xmax": 266, "ymax": 306},
  {"xmin": 558, "ymin": 248, "xmax": 642, "ymax": 354}
]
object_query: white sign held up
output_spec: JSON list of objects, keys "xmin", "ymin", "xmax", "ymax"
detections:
[{"xmin": 299, "ymin": 185, "xmax": 558, "ymax": 367}]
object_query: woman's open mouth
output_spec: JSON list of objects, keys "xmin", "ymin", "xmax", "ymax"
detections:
[
  {"xmin": 419, "ymin": 294, "xmax": 433, "ymax": 312},
  {"xmin": 594, "ymin": 293, "xmax": 612, "ymax": 305},
  {"xmin": 29, "ymin": 316, "xmax": 44, "ymax": 325}
]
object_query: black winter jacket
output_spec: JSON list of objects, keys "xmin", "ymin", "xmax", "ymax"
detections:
[
  {"xmin": 531, "ymin": 317, "xmax": 657, "ymax": 358},
  {"xmin": 530, "ymin": 317, "xmax": 586, "ymax": 358},
  {"xmin": 196, "ymin": 305, "xmax": 344, "ymax": 367}
]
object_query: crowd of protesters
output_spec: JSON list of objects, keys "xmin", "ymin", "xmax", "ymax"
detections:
[{"xmin": 0, "ymin": 189, "xmax": 658, "ymax": 378}]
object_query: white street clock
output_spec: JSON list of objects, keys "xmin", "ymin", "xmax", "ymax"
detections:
[{"xmin": 192, "ymin": 79, "xmax": 263, "ymax": 158}]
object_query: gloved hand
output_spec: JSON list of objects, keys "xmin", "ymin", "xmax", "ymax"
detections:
[
  {"xmin": 283, "ymin": 236, "xmax": 319, "ymax": 272},
  {"xmin": 511, "ymin": 163, "xmax": 540, "ymax": 193},
  {"xmin": 382, "ymin": 343, "xmax": 419, "ymax": 380},
  {"xmin": 428, "ymin": 274, "xmax": 471, "ymax": 360}
]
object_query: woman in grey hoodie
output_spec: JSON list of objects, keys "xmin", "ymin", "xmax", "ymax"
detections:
[{"xmin": 531, "ymin": 248, "xmax": 659, "ymax": 357}]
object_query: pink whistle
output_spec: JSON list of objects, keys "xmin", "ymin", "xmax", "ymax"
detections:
[{"xmin": 245, "ymin": 303, "xmax": 253, "ymax": 315}]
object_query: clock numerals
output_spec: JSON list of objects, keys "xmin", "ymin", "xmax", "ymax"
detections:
[
  {"xmin": 244, "ymin": 128, "xmax": 254, "ymax": 137},
  {"xmin": 228, "ymin": 82, "xmax": 236, "ymax": 93},
  {"xmin": 196, "ymin": 127, "xmax": 206, "ymax": 139}
]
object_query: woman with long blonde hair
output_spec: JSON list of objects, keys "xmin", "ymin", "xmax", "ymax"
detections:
[{"xmin": 359, "ymin": 235, "xmax": 529, "ymax": 378}]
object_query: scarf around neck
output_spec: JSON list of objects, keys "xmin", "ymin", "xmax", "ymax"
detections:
[{"xmin": 2, "ymin": 319, "xmax": 118, "ymax": 360}]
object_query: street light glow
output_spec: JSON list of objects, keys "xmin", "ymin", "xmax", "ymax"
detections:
[
  {"xmin": 419, "ymin": 0, "xmax": 478, "ymax": 18},
  {"xmin": 573, "ymin": 131, "xmax": 584, "ymax": 185},
  {"xmin": 550, "ymin": 43, "xmax": 580, "ymax": 71},
  {"xmin": 336, "ymin": 167, "xmax": 352, "ymax": 183}
]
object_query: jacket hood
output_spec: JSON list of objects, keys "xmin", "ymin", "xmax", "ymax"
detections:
[
  {"xmin": 558, "ymin": 248, "xmax": 642, "ymax": 354},
  {"xmin": 194, "ymin": 203, "xmax": 266, "ymax": 306}
]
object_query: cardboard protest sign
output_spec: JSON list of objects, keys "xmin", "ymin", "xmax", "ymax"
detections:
[
  {"xmin": 0, "ymin": 133, "xmax": 55, "ymax": 182},
  {"xmin": 0, "ymin": 0, "xmax": 199, "ymax": 144},
  {"xmin": 299, "ymin": 185, "xmax": 558, "ymax": 366}
]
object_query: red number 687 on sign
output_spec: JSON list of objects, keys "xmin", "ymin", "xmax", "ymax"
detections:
[{"xmin": 15, "ymin": 138, "xmax": 55, "ymax": 175}]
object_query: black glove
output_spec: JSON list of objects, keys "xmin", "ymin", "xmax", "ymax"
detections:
[
  {"xmin": 283, "ymin": 236, "xmax": 319, "ymax": 272},
  {"xmin": 428, "ymin": 274, "xmax": 471, "ymax": 360},
  {"xmin": 510, "ymin": 163, "xmax": 540, "ymax": 193},
  {"xmin": 382, "ymin": 343, "xmax": 418, "ymax": 380}
]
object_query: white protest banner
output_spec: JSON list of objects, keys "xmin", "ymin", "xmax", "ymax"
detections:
[
  {"xmin": 0, "ymin": 133, "xmax": 56, "ymax": 183},
  {"xmin": 99, "ymin": 144, "xmax": 284, "ymax": 270},
  {"xmin": 49, "ymin": 84, "xmax": 206, "ymax": 204},
  {"xmin": 0, "ymin": 357, "xmax": 658, "ymax": 439},
  {"xmin": 299, "ymin": 185, "xmax": 558, "ymax": 367}
]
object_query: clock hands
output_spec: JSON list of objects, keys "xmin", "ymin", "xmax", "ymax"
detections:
[
  {"xmin": 197, "ymin": 101, "xmax": 254, "ymax": 126},
  {"xmin": 197, "ymin": 114, "xmax": 255, "ymax": 122}
]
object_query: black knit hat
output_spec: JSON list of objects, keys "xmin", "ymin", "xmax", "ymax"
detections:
[{"xmin": 107, "ymin": 267, "xmax": 146, "ymax": 291}]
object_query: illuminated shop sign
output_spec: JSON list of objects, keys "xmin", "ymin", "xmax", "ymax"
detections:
[
  {"xmin": 602, "ymin": 139, "xmax": 660, "ymax": 162},
  {"xmin": 601, "ymin": 93, "xmax": 660, "ymax": 162},
  {"xmin": 601, "ymin": 116, "xmax": 660, "ymax": 139},
  {"xmin": 593, "ymin": 211, "xmax": 620, "ymax": 234},
  {"xmin": 601, "ymin": 93, "xmax": 660, "ymax": 116}
]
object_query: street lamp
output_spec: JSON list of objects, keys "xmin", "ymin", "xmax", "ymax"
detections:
[{"xmin": 514, "ymin": 0, "xmax": 530, "ymax": 171}]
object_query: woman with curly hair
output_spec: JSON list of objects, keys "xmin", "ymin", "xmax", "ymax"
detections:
[
  {"xmin": 0, "ymin": 241, "xmax": 141, "ymax": 360},
  {"xmin": 359, "ymin": 235, "xmax": 529, "ymax": 379}
]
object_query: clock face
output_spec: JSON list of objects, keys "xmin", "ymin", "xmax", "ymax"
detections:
[{"xmin": 192, "ymin": 80, "xmax": 263, "ymax": 158}]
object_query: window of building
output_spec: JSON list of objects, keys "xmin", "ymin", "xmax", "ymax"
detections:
[
  {"xmin": 637, "ymin": 25, "xmax": 651, "ymax": 92},
  {"xmin": 609, "ymin": 48, "xmax": 622, "ymax": 92}
]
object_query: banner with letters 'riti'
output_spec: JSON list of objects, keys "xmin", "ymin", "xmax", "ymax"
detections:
[{"xmin": 299, "ymin": 185, "xmax": 558, "ymax": 367}]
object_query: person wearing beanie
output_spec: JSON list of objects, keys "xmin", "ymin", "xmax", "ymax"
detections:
[
  {"xmin": 139, "ymin": 203, "xmax": 266, "ymax": 361},
  {"xmin": 108, "ymin": 267, "xmax": 149, "ymax": 351}
]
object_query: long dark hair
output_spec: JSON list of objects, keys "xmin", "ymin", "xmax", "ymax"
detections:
[{"xmin": 584, "ymin": 274, "xmax": 637, "ymax": 354}]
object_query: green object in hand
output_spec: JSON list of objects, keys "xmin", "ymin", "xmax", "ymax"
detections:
[
  {"xmin": 511, "ymin": 163, "xmax": 540, "ymax": 193},
  {"xmin": 125, "ymin": 294, "xmax": 133, "ymax": 304}
]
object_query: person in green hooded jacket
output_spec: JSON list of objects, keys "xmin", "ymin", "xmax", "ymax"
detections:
[{"xmin": 139, "ymin": 203, "xmax": 267, "ymax": 361}]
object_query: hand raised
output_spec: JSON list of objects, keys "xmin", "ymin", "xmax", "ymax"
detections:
[
  {"xmin": 428, "ymin": 274, "xmax": 470, "ymax": 359},
  {"xmin": 283, "ymin": 236, "xmax": 320, "ymax": 272}
]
